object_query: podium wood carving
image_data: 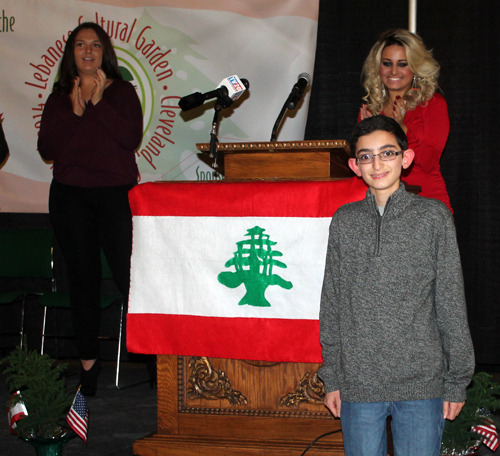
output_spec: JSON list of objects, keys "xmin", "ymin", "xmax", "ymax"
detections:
[{"xmin": 133, "ymin": 140, "xmax": 349, "ymax": 456}]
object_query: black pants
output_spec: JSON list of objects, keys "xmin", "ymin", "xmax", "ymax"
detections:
[{"xmin": 49, "ymin": 179, "xmax": 134, "ymax": 360}]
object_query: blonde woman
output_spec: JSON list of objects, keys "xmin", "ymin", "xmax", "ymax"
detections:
[{"xmin": 359, "ymin": 29, "xmax": 452, "ymax": 212}]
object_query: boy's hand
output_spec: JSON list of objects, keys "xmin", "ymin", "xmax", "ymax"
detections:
[
  {"xmin": 324, "ymin": 390, "xmax": 341, "ymax": 418},
  {"xmin": 443, "ymin": 401, "xmax": 465, "ymax": 420}
]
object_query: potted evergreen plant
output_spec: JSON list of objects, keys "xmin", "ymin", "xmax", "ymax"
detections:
[
  {"xmin": 1, "ymin": 344, "xmax": 76, "ymax": 456},
  {"xmin": 441, "ymin": 372, "xmax": 500, "ymax": 456}
]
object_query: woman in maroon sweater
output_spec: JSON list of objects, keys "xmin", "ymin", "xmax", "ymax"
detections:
[
  {"xmin": 0, "ymin": 120, "xmax": 8, "ymax": 164},
  {"xmin": 358, "ymin": 29, "xmax": 452, "ymax": 212},
  {"xmin": 38, "ymin": 22, "xmax": 143, "ymax": 395}
]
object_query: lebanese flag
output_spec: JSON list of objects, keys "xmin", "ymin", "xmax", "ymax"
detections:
[
  {"xmin": 127, "ymin": 177, "xmax": 367, "ymax": 363},
  {"xmin": 8, "ymin": 391, "xmax": 28, "ymax": 434}
]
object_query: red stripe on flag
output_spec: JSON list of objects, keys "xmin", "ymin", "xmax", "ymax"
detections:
[
  {"xmin": 129, "ymin": 177, "xmax": 367, "ymax": 218},
  {"xmin": 67, "ymin": 414, "xmax": 87, "ymax": 444},
  {"xmin": 472, "ymin": 422, "xmax": 499, "ymax": 451},
  {"xmin": 126, "ymin": 314, "xmax": 322, "ymax": 363}
]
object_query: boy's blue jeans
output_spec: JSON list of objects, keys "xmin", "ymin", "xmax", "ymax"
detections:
[{"xmin": 341, "ymin": 398, "xmax": 445, "ymax": 456}]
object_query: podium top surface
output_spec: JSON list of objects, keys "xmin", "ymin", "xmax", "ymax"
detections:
[{"xmin": 196, "ymin": 139, "xmax": 349, "ymax": 155}]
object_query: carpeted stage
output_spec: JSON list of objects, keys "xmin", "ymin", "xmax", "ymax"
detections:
[{"xmin": 1, "ymin": 357, "xmax": 498, "ymax": 456}]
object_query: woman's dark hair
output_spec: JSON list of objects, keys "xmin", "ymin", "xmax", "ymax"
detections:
[
  {"xmin": 53, "ymin": 22, "xmax": 122, "ymax": 95},
  {"xmin": 350, "ymin": 115, "xmax": 408, "ymax": 157}
]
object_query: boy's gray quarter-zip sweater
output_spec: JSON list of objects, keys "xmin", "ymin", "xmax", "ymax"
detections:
[{"xmin": 318, "ymin": 184, "xmax": 474, "ymax": 403}]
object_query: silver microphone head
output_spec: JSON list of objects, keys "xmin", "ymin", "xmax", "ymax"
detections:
[{"xmin": 298, "ymin": 72, "xmax": 312, "ymax": 86}]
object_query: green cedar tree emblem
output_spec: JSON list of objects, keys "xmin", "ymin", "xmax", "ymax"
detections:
[{"xmin": 218, "ymin": 226, "xmax": 293, "ymax": 307}]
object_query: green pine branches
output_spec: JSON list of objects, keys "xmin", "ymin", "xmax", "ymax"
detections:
[
  {"xmin": 2, "ymin": 344, "xmax": 72, "ymax": 439},
  {"xmin": 441, "ymin": 372, "xmax": 500, "ymax": 455}
]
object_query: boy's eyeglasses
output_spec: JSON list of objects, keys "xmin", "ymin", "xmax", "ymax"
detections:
[{"xmin": 356, "ymin": 150, "xmax": 403, "ymax": 165}]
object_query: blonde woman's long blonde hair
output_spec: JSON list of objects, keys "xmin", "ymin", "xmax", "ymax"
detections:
[{"xmin": 361, "ymin": 29, "xmax": 440, "ymax": 114}]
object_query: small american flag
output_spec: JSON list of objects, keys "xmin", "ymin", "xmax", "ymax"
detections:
[
  {"xmin": 472, "ymin": 419, "xmax": 499, "ymax": 452},
  {"xmin": 67, "ymin": 390, "xmax": 88, "ymax": 444}
]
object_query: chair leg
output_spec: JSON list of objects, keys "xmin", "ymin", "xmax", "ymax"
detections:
[
  {"xmin": 53, "ymin": 307, "xmax": 59, "ymax": 361},
  {"xmin": 115, "ymin": 300, "xmax": 124, "ymax": 389},
  {"xmin": 20, "ymin": 294, "xmax": 27, "ymax": 348},
  {"xmin": 41, "ymin": 305, "xmax": 48, "ymax": 355}
]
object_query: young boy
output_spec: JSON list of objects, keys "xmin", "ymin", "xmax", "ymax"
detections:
[{"xmin": 318, "ymin": 116, "xmax": 474, "ymax": 456}]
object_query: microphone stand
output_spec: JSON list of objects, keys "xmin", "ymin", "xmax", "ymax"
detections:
[
  {"xmin": 270, "ymin": 100, "xmax": 289, "ymax": 142},
  {"xmin": 208, "ymin": 94, "xmax": 233, "ymax": 168},
  {"xmin": 270, "ymin": 89, "xmax": 298, "ymax": 142},
  {"xmin": 209, "ymin": 103, "xmax": 223, "ymax": 168}
]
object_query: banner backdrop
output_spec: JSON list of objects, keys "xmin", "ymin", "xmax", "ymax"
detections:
[{"xmin": 0, "ymin": 0, "xmax": 318, "ymax": 212}]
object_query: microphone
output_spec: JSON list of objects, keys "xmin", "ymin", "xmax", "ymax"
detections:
[
  {"xmin": 178, "ymin": 75, "xmax": 249, "ymax": 111},
  {"xmin": 270, "ymin": 72, "xmax": 312, "ymax": 141},
  {"xmin": 219, "ymin": 75, "xmax": 249, "ymax": 101},
  {"xmin": 287, "ymin": 73, "xmax": 311, "ymax": 109}
]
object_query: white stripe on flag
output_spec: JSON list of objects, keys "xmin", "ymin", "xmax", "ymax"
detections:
[
  {"xmin": 472, "ymin": 423, "xmax": 499, "ymax": 451},
  {"xmin": 67, "ymin": 414, "xmax": 86, "ymax": 436}
]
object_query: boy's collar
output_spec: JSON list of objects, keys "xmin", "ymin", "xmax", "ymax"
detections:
[{"xmin": 366, "ymin": 182, "xmax": 407, "ymax": 207}]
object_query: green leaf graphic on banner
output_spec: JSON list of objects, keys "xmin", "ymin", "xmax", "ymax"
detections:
[
  {"xmin": 218, "ymin": 226, "xmax": 293, "ymax": 307},
  {"xmin": 119, "ymin": 66, "xmax": 134, "ymax": 82}
]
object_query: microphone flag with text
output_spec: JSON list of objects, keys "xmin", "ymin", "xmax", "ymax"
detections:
[
  {"xmin": 178, "ymin": 75, "xmax": 249, "ymax": 111},
  {"xmin": 178, "ymin": 75, "xmax": 250, "ymax": 167}
]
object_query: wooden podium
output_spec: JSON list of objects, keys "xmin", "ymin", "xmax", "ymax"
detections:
[
  {"xmin": 133, "ymin": 141, "xmax": 352, "ymax": 456},
  {"xmin": 197, "ymin": 139, "xmax": 352, "ymax": 180}
]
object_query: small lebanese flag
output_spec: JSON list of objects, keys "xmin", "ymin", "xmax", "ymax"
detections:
[
  {"xmin": 127, "ymin": 178, "xmax": 367, "ymax": 363},
  {"xmin": 8, "ymin": 391, "xmax": 27, "ymax": 434}
]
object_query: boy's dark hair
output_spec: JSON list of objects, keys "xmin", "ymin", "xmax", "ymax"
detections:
[{"xmin": 350, "ymin": 115, "xmax": 408, "ymax": 157}]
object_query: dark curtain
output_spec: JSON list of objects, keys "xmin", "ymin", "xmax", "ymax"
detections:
[{"xmin": 305, "ymin": 0, "xmax": 500, "ymax": 365}]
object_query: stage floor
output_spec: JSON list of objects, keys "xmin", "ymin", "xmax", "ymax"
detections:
[{"xmin": 1, "ymin": 358, "xmax": 498, "ymax": 456}]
